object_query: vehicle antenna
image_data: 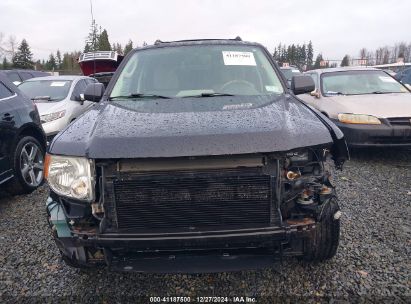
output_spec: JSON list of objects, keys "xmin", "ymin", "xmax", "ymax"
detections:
[{"xmin": 89, "ymin": 0, "xmax": 96, "ymax": 76}]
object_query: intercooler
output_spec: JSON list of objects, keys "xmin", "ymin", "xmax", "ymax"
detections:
[{"xmin": 102, "ymin": 158, "xmax": 279, "ymax": 232}]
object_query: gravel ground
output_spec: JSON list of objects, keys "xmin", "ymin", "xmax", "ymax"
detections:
[{"xmin": 0, "ymin": 148, "xmax": 410, "ymax": 303}]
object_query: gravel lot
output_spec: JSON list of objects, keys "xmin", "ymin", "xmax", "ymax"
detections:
[{"xmin": 0, "ymin": 148, "xmax": 410, "ymax": 302}]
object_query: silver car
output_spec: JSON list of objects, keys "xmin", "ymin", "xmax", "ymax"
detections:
[
  {"xmin": 18, "ymin": 76, "xmax": 97, "ymax": 137},
  {"xmin": 299, "ymin": 67, "xmax": 411, "ymax": 147}
]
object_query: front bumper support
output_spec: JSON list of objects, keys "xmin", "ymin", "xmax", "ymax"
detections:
[{"xmin": 46, "ymin": 197, "xmax": 316, "ymax": 272}]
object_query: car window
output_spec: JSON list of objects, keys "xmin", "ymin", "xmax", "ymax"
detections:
[
  {"xmin": 0, "ymin": 82, "xmax": 14, "ymax": 99},
  {"xmin": 111, "ymin": 45, "xmax": 284, "ymax": 100},
  {"xmin": 321, "ymin": 70, "xmax": 409, "ymax": 96},
  {"xmin": 404, "ymin": 70, "xmax": 411, "ymax": 84},
  {"xmin": 18, "ymin": 79, "xmax": 72, "ymax": 102},
  {"xmin": 20, "ymin": 72, "xmax": 33, "ymax": 81},
  {"xmin": 281, "ymin": 68, "xmax": 302, "ymax": 80},
  {"xmin": 71, "ymin": 79, "xmax": 88, "ymax": 100},
  {"xmin": 5, "ymin": 72, "xmax": 21, "ymax": 85},
  {"xmin": 306, "ymin": 73, "xmax": 319, "ymax": 89}
]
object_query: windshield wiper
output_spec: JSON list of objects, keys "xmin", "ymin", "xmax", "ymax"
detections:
[
  {"xmin": 183, "ymin": 92, "xmax": 235, "ymax": 98},
  {"xmin": 369, "ymin": 91, "xmax": 398, "ymax": 94},
  {"xmin": 31, "ymin": 96, "xmax": 60, "ymax": 102},
  {"xmin": 109, "ymin": 93, "xmax": 171, "ymax": 100},
  {"xmin": 325, "ymin": 91, "xmax": 345, "ymax": 96}
]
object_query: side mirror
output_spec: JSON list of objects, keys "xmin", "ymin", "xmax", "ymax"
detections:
[
  {"xmin": 74, "ymin": 94, "xmax": 86, "ymax": 103},
  {"xmin": 310, "ymin": 89, "xmax": 320, "ymax": 98},
  {"xmin": 84, "ymin": 83, "xmax": 105, "ymax": 102},
  {"xmin": 291, "ymin": 75, "xmax": 315, "ymax": 95}
]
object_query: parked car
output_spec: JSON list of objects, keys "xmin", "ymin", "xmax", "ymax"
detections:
[
  {"xmin": 300, "ymin": 67, "xmax": 411, "ymax": 147},
  {"xmin": 18, "ymin": 76, "xmax": 98, "ymax": 138},
  {"xmin": 0, "ymin": 73, "xmax": 46, "ymax": 194},
  {"xmin": 280, "ymin": 66, "xmax": 303, "ymax": 87},
  {"xmin": 0, "ymin": 69, "xmax": 50, "ymax": 86},
  {"xmin": 395, "ymin": 67, "xmax": 411, "ymax": 86},
  {"xmin": 45, "ymin": 38, "xmax": 348, "ymax": 272}
]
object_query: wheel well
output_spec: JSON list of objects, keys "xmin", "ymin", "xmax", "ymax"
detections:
[{"xmin": 17, "ymin": 125, "xmax": 47, "ymax": 151}]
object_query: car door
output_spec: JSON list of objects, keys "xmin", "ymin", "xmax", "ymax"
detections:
[{"xmin": 0, "ymin": 81, "xmax": 18, "ymax": 182}]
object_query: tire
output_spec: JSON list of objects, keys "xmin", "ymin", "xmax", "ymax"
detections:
[
  {"xmin": 61, "ymin": 254, "xmax": 89, "ymax": 269},
  {"xmin": 303, "ymin": 198, "xmax": 340, "ymax": 261},
  {"xmin": 5, "ymin": 136, "xmax": 45, "ymax": 195}
]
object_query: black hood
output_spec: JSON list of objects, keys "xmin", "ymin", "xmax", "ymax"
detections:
[{"xmin": 50, "ymin": 95, "xmax": 337, "ymax": 158}]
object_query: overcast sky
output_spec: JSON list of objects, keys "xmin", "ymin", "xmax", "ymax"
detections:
[{"xmin": 1, "ymin": 0, "xmax": 410, "ymax": 61}]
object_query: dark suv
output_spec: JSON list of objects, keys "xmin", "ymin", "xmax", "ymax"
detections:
[
  {"xmin": 45, "ymin": 39, "xmax": 348, "ymax": 272},
  {"xmin": 1, "ymin": 69, "xmax": 50, "ymax": 86},
  {"xmin": 0, "ymin": 73, "xmax": 46, "ymax": 194}
]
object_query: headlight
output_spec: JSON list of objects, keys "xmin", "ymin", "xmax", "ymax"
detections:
[
  {"xmin": 338, "ymin": 113, "xmax": 381, "ymax": 125},
  {"xmin": 45, "ymin": 154, "xmax": 95, "ymax": 201},
  {"xmin": 40, "ymin": 110, "xmax": 66, "ymax": 123}
]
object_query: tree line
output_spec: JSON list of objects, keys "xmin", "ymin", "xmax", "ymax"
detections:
[
  {"xmin": 1, "ymin": 26, "xmax": 410, "ymax": 72},
  {"xmin": 0, "ymin": 23, "xmax": 140, "ymax": 72}
]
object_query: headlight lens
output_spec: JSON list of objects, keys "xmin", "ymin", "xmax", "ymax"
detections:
[
  {"xmin": 40, "ymin": 110, "xmax": 66, "ymax": 123},
  {"xmin": 45, "ymin": 155, "xmax": 95, "ymax": 201},
  {"xmin": 338, "ymin": 113, "xmax": 381, "ymax": 125}
]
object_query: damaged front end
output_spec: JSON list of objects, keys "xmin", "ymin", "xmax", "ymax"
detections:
[{"xmin": 46, "ymin": 143, "xmax": 346, "ymax": 272}]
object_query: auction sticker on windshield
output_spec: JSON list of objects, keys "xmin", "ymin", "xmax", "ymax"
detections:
[
  {"xmin": 222, "ymin": 51, "xmax": 256, "ymax": 66},
  {"xmin": 50, "ymin": 82, "xmax": 67, "ymax": 87}
]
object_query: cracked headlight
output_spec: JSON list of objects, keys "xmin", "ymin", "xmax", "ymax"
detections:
[
  {"xmin": 45, "ymin": 154, "xmax": 95, "ymax": 201},
  {"xmin": 338, "ymin": 113, "xmax": 381, "ymax": 125},
  {"xmin": 40, "ymin": 110, "xmax": 66, "ymax": 123}
]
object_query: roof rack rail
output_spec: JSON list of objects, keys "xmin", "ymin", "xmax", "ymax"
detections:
[{"xmin": 153, "ymin": 37, "xmax": 243, "ymax": 45}]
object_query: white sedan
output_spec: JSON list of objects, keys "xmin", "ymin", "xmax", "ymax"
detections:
[{"xmin": 19, "ymin": 76, "xmax": 98, "ymax": 138}]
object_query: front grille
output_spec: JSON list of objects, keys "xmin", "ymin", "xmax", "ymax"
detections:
[
  {"xmin": 111, "ymin": 169, "xmax": 273, "ymax": 231},
  {"xmin": 387, "ymin": 117, "xmax": 411, "ymax": 126}
]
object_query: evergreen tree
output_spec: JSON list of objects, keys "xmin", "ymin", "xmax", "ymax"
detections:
[
  {"xmin": 12, "ymin": 39, "xmax": 33, "ymax": 69},
  {"xmin": 113, "ymin": 43, "xmax": 123, "ymax": 54},
  {"xmin": 300, "ymin": 43, "xmax": 306, "ymax": 69},
  {"xmin": 313, "ymin": 53, "xmax": 323, "ymax": 69},
  {"xmin": 56, "ymin": 50, "xmax": 62, "ymax": 69},
  {"xmin": 124, "ymin": 40, "xmax": 133, "ymax": 55},
  {"xmin": 46, "ymin": 53, "xmax": 57, "ymax": 70},
  {"xmin": 306, "ymin": 41, "xmax": 314, "ymax": 69},
  {"xmin": 98, "ymin": 29, "xmax": 111, "ymax": 51},
  {"xmin": 340, "ymin": 55, "xmax": 350, "ymax": 67},
  {"xmin": 84, "ymin": 19, "xmax": 99, "ymax": 52},
  {"xmin": 2, "ymin": 57, "xmax": 8, "ymax": 69}
]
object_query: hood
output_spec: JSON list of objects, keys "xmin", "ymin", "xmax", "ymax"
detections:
[
  {"xmin": 35, "ymin": 100, "xmax": 67, "ymax": 116},
  {"xmin": 49, "ymin": 95, "xmax": 334, "ymax": 158},
  {"xmin": 326, "ymin": 93, "xmax": 411, "ymax": 118}
]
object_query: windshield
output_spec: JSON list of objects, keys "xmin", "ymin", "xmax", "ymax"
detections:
[
  {"xmin": 280, "ymin": 68, "xmax": 302, "ymax": 80},
  {"xmin": 321, "ymin": 70, "xmax": 408, "ymax": 96},
  {"xmin": 18, "ymin": 80, "xmax": 72, "ymax": 102},
  {"xmin": 110, "ymin": 45, "xmax": 284, "ymax": 101}
]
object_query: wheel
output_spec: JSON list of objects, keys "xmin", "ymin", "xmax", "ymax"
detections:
[
  {"xmin": 303, "ymin": 198, "xmax": 340, "ymax": 261},
  {"xmin": 5, "ymin": 136, "xmax": 45, "ymax": 195},
  {"xmin": 61, "ymin": 254, "xmax": 89, "ymax": 269}
]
